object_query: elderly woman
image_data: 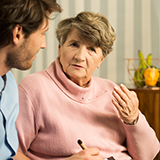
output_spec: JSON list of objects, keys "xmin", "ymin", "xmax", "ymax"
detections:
[{"xmin": 16, "ymin": 11, "xmax": 159, "ymax": 160}]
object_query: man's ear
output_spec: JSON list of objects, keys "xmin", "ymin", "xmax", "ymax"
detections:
[
  {"xmin": 58, "ymin": 44, "xmax": 61, "ymax": 56},
  {"xmin": 12, "ymin": 25, "xmax": 24, "ymax": 45}
]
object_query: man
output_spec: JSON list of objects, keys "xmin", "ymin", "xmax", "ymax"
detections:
[{"xmin": 0, "ymin": 0, "xmax": 62, "ymax": 159}]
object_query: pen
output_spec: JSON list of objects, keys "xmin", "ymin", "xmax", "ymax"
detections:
[
  {"xmin": 77, "ymin": 139, "xmax": 115, "ymax": 160},
  {"xmin": 77, "ymin": 139, "xmax": 87, "ymax": 150}
]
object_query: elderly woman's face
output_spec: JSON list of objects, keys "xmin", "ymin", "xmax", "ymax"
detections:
[{"xmin": 58, "ymin": 29, "xmax": 104, "ymax": 87}]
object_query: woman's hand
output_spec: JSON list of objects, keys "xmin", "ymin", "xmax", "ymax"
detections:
[
  {"xmin": 66, "ymin": 148, "xmax": 103, "ymax": 160},
  {"xmin": 112, "ymin": 84, "xmax": 139, "ymax": 124}
]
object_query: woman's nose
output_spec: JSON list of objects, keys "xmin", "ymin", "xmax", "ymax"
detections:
[{"xmin": 74, "ymin": 46, "xmax": 86, "ymax": 61}]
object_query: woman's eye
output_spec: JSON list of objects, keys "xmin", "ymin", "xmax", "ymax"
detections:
[
  {"xmin": 71, "ymin": 43, "xmax": 78, "ymax": 47},
  {"xmin": 90, "ymin": 47, "xmax": 95, "ymax": 52}
]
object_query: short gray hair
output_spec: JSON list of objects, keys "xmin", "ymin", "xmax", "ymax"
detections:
[{"xmin": 56, "ymin": 11, "xmax": 116, "ymax": 57}]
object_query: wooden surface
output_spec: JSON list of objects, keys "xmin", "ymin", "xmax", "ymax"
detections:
[{"xmin": 130, "ymin": 87, "xmax": 160, "ymax": 160}]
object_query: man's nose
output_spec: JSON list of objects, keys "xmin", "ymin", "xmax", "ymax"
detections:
[{"xmin": 41, "ymin": 36, "xmax": 47, "ymax": 49}]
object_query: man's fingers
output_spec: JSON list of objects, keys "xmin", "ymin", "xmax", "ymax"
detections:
[{"xmin": 84, "ymin": 148, "xmax": 100, "ymax": 156}]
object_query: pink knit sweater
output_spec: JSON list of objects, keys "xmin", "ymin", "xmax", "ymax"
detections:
[{"xmin": 16, "ymin": 57, "xmax": 159, "ymax": 160}]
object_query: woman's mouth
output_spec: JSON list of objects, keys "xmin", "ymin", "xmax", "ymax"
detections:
[{"xmin": 72, "ymin": 64, "xmax": 84, "ymax": 69}]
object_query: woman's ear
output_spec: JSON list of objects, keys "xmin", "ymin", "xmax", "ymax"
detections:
[
  {"xmin": 97, "ymin": 57, "xmax": 105, "ymax": 69},
  {"xmin": 12, "ymin": 25, "xmax": 24, "ymax": 45}
]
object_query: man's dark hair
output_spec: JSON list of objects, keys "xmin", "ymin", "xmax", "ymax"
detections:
[{"xmin": 0, "ymin": 0, "xmax": 62, "ymax": 49}]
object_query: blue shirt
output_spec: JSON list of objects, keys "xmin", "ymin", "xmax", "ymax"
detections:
[{"xmin": 0, "ymin": 71, "xmax": 19, "ymax": 159}]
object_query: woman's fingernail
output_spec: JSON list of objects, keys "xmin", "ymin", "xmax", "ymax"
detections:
[
  {"xmin": 114, "ymin": 86, "xmax": 119, "ymax": 90},
  {"xmin": 120, "ymin": 84, "xmax": 125, "ymax": 87}
]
